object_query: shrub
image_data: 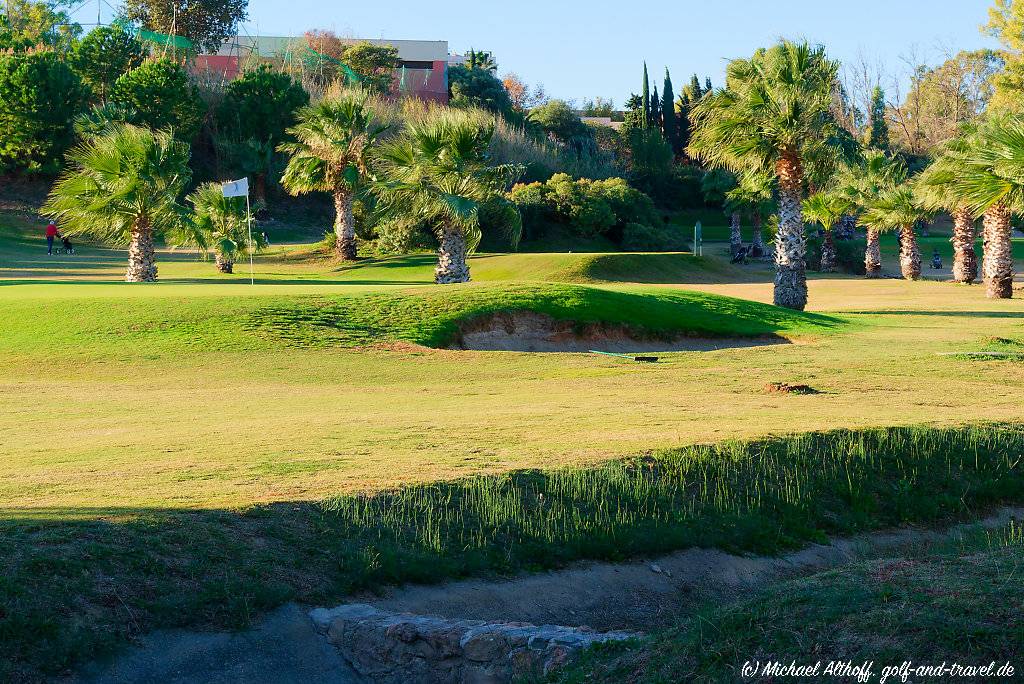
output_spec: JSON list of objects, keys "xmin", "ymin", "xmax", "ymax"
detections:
[
  {"xmin": 806, "ymin": 234, "xmax": 866, "ymax": 274},
  {"xmin": 593, "ymin": 176, "xmax": 660, "ymax": 227},
  {"xmin": 545, "ymin": 174, "xmax": 617, "ymax": 237},
  {"xmin": 478, "ymin": 195, "xmax": 523, "ymax": 251},
  {"xmin": 448, "ymin": 65, "xmax": 514, "ymax": 118},
  {"xmin": 528, "ymin": 99, "xmax": 593, "ymax": 150},
  {"xmin": 372, "ymin": 218, "xmax": 435, "ymax": 255},
  {"xmin": 621, "ymin": 222, "xmax": 690, "ymax": 252},
  {"xmin": 0, "ymin": 51, "xmax": 89, "ymax": 174},
  {"xmin": 509, "ymin": 173, "xmax": 662, "ymax": 244},
  {"xmin": 110, "ymin": 58, "xmax": 206, "ymax": 139}
]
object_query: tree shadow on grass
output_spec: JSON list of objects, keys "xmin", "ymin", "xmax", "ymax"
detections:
[
  {"xmin": 3, "ymin": 424, "xmax": 1024, "ymax": 682},
  {"xmin": 845, "ymin": 309, "xmax": 1024, "ymax": 318}
]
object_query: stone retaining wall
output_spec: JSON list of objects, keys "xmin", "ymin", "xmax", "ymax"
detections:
[{"xmin": 310, "ymin": 604, "xmax": 636, "ymax": 684}]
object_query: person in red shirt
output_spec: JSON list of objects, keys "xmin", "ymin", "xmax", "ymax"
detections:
[{"xmin": 45, "ymin": 222, "xmax": 59, "ymax": 255}]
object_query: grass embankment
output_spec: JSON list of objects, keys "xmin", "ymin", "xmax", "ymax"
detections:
[
  {"xmin": 556, "ymin": 523, "xmax": 1024, "ymax": 682},
  {"xmin": 3, "ymin": 425, "xmax": 1023, "ymax": 681},
  {"xmin": 2, "ymin": 282, "xmax": 831, "ymax": 355}
]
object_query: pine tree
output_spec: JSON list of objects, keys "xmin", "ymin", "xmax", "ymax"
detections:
[
  {"xmin": 651, "ymin": 84, "xmax": 661, "ymax": 129},
  {"xmin": 622, "ymin": 93, "xmax": 645, "ymax": 131},
  {"xmin": 689, "ymin": 74, "xmax": 702, "ymax": 101},
  {"xmin": 868, "ymin": 85, "xmax": 890, "ymax": 152},
  {"xmin": 663, "ymin": 68, "xmax": 678, "ymax": 154},
  {"xmin": 641, "ymin": 62, "xmax": 651, "ymax": 129}
]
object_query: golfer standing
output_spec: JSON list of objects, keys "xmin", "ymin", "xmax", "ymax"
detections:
[{"xmin": 45, "ymin": 221, "xmax": 59, "ymax": 255}]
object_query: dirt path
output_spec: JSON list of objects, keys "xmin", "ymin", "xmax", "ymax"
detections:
[
  {"xmin": 70, "ymin": 604, "xmax": 358, "ymax": 684},
  {"xmin": 358, "ymin": 507, "xmax": 1024, "ymax": 632},
  {"xmin": 71, "ymin": 508, "xmax": 1022, "ymax": 682}
]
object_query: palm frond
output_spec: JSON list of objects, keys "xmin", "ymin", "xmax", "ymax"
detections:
[
  {"xmin": 687, "ymin": 39, "xmax": 841, "ymax": 189},
  {"xmin": 278, "ymin": 86, "xmax": 394, "ymax": 197},
  {"xmin": 371, "ymin": 109, "xmax": 518, "ymax": 250},
  {"xmin": 42, "ymin": 124, "xmax": 191, "ymax": 246}
]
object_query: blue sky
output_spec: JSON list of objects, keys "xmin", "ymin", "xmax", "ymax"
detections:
[{"xmin": 74, "ymin": 0, "xmax": 1001, "ymax": 105}]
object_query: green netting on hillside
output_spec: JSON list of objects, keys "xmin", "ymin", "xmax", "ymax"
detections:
[
  {"xmin": 299, "ymin": 46, "xmax": 360, "ymax": 83},
  {"xmin": 137, "ymin": 29, "xmax": 193, "ymax": 51}
]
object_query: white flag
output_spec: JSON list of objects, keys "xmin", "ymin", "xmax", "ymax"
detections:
[{"xmin": 222, "ymin": 178, "xmax": 249, "ymax": 198}]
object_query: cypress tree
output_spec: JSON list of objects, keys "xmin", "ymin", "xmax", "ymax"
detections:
[
  {"xmin": 868, "ymin": 86, "xmax": 890, "ymax": 151},
  {"xmin": 704, "ymin": 76, "xmax": 713, "ymax": 93},
  {"xmin": 641, "ymin": 62, "xmax": 651, "ymax": 129},
  {"xmin": 663, "ymin": 68, "xmax": 678, "ymax": 154},
  {"xmin": 651, "ymin": 84, "xmax": 661, "ymax": 130}
]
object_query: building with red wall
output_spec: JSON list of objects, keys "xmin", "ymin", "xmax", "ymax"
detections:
[{"xmin": 193, "ymin": 36, "xmax": 450, "ymax": 103}]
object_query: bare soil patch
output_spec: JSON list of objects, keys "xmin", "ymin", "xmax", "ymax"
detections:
[
  {"xmin": 353, "ymin": 507, "xmax": 1023, "ymax": 633},
  {"xmin": 764, "ymin": 382, "xmax": 820, "ymax": 395},
  {"xmin": 449, "ymin": 311, "xmax": 787, "ymax": 353}
]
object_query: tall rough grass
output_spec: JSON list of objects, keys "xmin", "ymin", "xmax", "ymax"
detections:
[
  {"xmin": 397, "ymin": 98, "xmax": 623, "ymax": 181},
  {"xmin": 322, "ymin": 425, "xmax": 1024, "ymax": 571}
]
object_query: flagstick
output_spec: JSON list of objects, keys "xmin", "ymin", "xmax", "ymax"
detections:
[{"xmin": 246, "ymin": 191, "xmax": 254, "ymax": 286}]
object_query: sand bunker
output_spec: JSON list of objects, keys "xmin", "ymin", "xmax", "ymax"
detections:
[{"xmin": 449, "ymin": 311, "xmax": 787, "ymax": 353}]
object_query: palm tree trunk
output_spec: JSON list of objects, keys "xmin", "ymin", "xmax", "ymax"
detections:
[
  {"xmin": 898, "ymin": 225, "xmax": 921, "ymax": 280},
  {"xmin": 126, "ymin": 216, "xmax": 157, "ymax": 282},
  {"xmin": 436, "ymin": 225, "xmax": 471, "ymax": 284},
  {"xmin": 819, "ymin": 229, "xmax": 837, "ymax": 273},
  {"xmin": 253, "ymin": 172, "xmax": 267, "ymax": 206},
  {"xmin": 834, "ymin": 214, "xmax": 857, "ymax": 241},
  {"xmin": 864, "ymin": 229, "xmax": 882, "ymax": 278},
  {"xmin": 729, "ymin": 211, "xmax": 742, "ymax": 257},
  {"xmin": 983, "ymin": 204, "xmax": 1014, "ymax": 299},
  {"xmin": 773, "ymin": 154, "xmax": 808, "ymax": 310},
  {"xmin": 951, "ymin": 208, "xmax": 977, "ymax": 284},
  {"xmin": 215, "ymin": 254, "xmax": 234, "ymax": 274},
  {"xmin": 750, "ymin": 212, "xmax": 765, "ymax": 258},
  {"xmin": 333, "ymin": 187, "xmax": 356, "ymax": 261}
]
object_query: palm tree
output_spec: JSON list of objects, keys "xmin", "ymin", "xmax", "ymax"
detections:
[
  {"xmin": 218, "ymin": 138, "xmax": 276, "ymax": 207},
  {"xmin": 279, "ymin": 88, "xmax": 391, "ymax": 261},
  {"xmin": 688, "ymin": 40, "xmax": 843, "ymax": 311},
  {"xmin": 915, "ymin": 136, "xmax": 978, "ymax": 284},
  {"xmin": 700, "ymin": 169, "xmax": 742, "ymax": 257},
  {"xmin": 374, "ymin": 111, "xmax": 522, "ymax": 284},
  {"xmin": 185, "ymin": 182, "xmax": 267, "ymax": 274},
  {"xmin": 727, "ymin": 171, "xmax": 775, "ymax": 259},
  {"xmin": 939, "ymin": 115, "xmax": 1024, "ymax": 298},
  {"xmin": 835, "ymin": 150, "xmax": 904, "ymax": 279},
  {"xmin": 801, "ymin": 191, "xmax": 848, "ymax": 273},
  {"xmin": 465, "ymin": 49, "xmax": 497, "ymax": 72},
  {"xmin": 43, "ymin": 124, "xmax": 196, "ymax": 282},
  {"xmin": 861, "ymin": 185, "xmax": 928, "ymax": 280}
]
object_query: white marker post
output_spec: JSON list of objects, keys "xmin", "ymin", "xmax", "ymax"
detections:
[{"xmin": 222, "ymin": 177, "xmax": 254, "ymax": 285}]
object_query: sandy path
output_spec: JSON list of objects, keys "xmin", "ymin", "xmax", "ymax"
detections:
[{"xmin": 71, "ymin": 508, "xmax": 1022, "ymax": 682}]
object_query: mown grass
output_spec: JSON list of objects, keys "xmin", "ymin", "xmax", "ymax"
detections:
[
  {"xmin": 0, "ymin": 282, "xmax": 834, "ymax": 357},
  {"xmin": 3, "ymin": 425, "xmax": 1024, "ymax": 681},
  {"xmin": 555, "ymin": 521, "xmax": 1024, "ymax": 683}
]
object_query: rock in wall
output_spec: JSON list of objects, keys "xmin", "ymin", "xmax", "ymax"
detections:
[{"xmin": 310, "ymin": 604, "xmax": 637, "ymax": 684}]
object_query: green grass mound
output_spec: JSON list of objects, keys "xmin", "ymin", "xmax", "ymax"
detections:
[
  {"xmin": 313, "ymin": 251, "xmax": 759, "ymax": 286},
  {"xmin": 3, "ymin": 283, "xmax": 836, "ymax": 357},
  {"xmin": 555, "ymin": 528, "xmax": 1024, "ymax": 682},
  {"xmin": 248, "ymin": 283, "xmax": 836, "ymax": 349},
  {"xmin": 951, "ymin": 336, "xmax": 1024, "ymax": 362},
  {"xmin": 548, "ymin": 252, "xmax": 767, "ymax": 284}
]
